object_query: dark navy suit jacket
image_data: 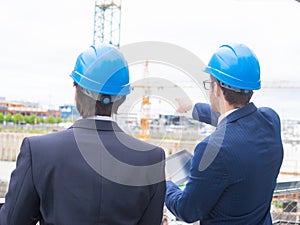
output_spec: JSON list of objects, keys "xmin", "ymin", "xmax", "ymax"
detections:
[
  {"xmin": 166, "ymin": 103, "xmax": 283, "ymax": 225},
  {"xmin": 0, "ymin": 119, "xmax": 166, "ymax": 225}
]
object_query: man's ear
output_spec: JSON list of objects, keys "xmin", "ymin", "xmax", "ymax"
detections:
[{"xmin": 214, "ymin": 83, "xmax": 221, "ymax": 97}]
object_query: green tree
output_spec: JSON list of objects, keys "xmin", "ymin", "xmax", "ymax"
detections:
[
  {"xmin": 0, "ymin": 113, "xmax": 4, "ymax": 123},
  {"xmin": 25, "ymin": 114, "xmax": 37, "ymax": 124},
  {"xmin": 55, "ymin": 117, "xmax": 62, "ymax": 124},
  {"xmin": 45, "ymin": 115, "xmax": 56, "ymax": 124},
  {"xmin": 37, "ymin": 117, "xmax": 44, "ymax": 124},
  {"xmin": 5, "ymin": 113, "xmax": 13, "ymax": 123},
  {"xmin": 24, "ymin": 115, "xmax": 30, "ymax": 124},
  {"xmin": 13, "ymin": 113, "xmax": 24, "ymax": 124}
]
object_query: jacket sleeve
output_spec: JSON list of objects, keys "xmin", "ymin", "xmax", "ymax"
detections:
[
  {"xmin": 138, "ymin": 181, "xmax": 166, "ymax": 225},
  {"xmin": 192, "ymin": 103, "xmax": 220, "ymax": 127},
  {"xmin": 165, "ymin": 141, "xmax": 228, "ymax": 223},
  {"xmin": 0, "ymin": 138, "xmax": 40, "ymax": 225},
  {"xmin": 138, "ymin": 150, "xmax": 166, "ymax": 225}
]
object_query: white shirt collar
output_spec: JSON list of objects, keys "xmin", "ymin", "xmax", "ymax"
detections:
[
  {"xmin": 86, "ymin": 115, "xmax": 114, "ymax": 121},
  {"xmin": 217, "ymin": 108, "xmax": 238, "ymax": 125}
]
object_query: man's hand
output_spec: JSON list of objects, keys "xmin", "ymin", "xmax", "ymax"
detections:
[{"xmin": 175, "ymin": 98, "xmax": 193, "ymax": 113}]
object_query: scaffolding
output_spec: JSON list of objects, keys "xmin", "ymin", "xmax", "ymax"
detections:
[
  {"xmin": 271, "ymin": 180, "xmax": 300, "ymax": 224},
  {"xmin": 93, "ymin": 0, "xmax": 122, "ymax": 47}
]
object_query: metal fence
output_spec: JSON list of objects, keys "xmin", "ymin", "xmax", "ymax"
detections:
[
  {"xmin": 0, "ymin": 182, "xmax": 299, "ymax": 224},
  {"xmin": 271, "ymin": 180, "xmax": 300, "ymax": 224},
  {"xmin": 273, "ymin": 221, "xmax": 300, "ymax": 224}
]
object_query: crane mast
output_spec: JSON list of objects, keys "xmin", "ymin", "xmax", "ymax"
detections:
[
  {"xmin": 138, "ymin": 60, "xmax": 151, "ymax": 140},
  {"xmin": 93, "ymin": 0, "xmax": 122, "ymax": 47},
  {"xmin": 93, "ymin": 1, "xmax": 152, "ymax": 139}
]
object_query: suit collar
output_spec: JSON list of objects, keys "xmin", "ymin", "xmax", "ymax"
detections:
[
  {"xmin": 218, "ymin": 102, "xmax": 257, "ymax": 128},
  {"xmin": 217, "ymin": 108, "xmax": 238, "ymax": 125},
  {"xmin": 70, "ymin": 119, "xmax": 123, "ymax": 132}
]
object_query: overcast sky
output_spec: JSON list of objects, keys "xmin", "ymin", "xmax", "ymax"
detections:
[{"xmin": 0, "ymin": 0, "xmax": 299, "ymax": 108}]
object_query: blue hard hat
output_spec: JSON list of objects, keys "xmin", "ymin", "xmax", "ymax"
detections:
[
  {"xmin": 70, "ymin": 44, "xmax": 130, "ymax": 96},
  {"xmin": 204, "ymin": 43, "xmax": 261, "ymax": 90}
]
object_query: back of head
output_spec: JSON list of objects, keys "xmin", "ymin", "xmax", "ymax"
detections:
[{"xmin": 70, "ymin": 44, "xmax": 130, "ymax": 117}]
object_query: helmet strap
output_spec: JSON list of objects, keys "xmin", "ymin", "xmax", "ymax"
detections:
[
  {"xmin": 77, "ymin": 86, "xmax": 122, "ymax": 103},
  {"xmin": 219, "ymin": 82, "xmax": 250, "ymax": 94}
]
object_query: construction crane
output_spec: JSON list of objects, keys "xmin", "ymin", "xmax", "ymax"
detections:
[
  {"xmin": 138, "ymin": 60, "xmax": 151, "ymax": 140},
  {"xmin": 93, "ymin": 0, "xmax": 122, "ymax": 47},
  {"xmin": 93, "ymin": 0, "xmax": 152, "ymax": 139}
]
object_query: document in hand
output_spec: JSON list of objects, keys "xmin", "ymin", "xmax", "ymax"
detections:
[{"xmin": 166, "ymin": 149, "xmax": 193, "ymax": 185}]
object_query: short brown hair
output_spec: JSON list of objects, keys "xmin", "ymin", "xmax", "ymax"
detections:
[
  {"xmin": 211, "ymin": 76, "xmax": 253, "ymax": 108},
  {"xmin": 75, "ymin": 85, "xmax": 126, "ymax": 118}
]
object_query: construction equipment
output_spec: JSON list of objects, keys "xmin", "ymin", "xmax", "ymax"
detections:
[
  {"xmin": 138, "ymin": 60, "xmax": 151, "ymax": 139},
  {"xmin": 93, "ymin": 0, "xmax": 122, "ymax": 47},
  {"xmin": 92, "ymin": 1, "xmax": 152, "ymax": 138}
]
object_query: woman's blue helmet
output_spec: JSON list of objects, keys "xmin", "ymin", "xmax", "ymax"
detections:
[
  {"xmin": 204, "ymin": 43, "xmax": 261, "ymax": 91},
  {"xmin": 70, "ymin": 44, "xmax": 130, "ymax": 96}
]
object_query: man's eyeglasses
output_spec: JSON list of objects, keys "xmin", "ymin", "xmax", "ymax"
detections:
[{"xmin": 203, "ymin": 80, "xmax": 216, "ymax": 90}]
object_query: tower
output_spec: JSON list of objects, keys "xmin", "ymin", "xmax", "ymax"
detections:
[
  {"xmin": 138, "ymin": 60, "xmax": 151, "ymax": 140},
  {"xmin": 93, "ymin": 0, "xmax": 122, "ymax": 47}
]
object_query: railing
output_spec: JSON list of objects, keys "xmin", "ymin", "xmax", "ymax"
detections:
[
  {"xmin": 271, "ymin": 180, "xmax": 300, "ymax": 224},
  {"xmin": 0, "ymin": 182, "xmax": 299, "ymax": 224},
  {"xmin": 273, "ymin": 221, "xmax": 300, "ymax": 224}
]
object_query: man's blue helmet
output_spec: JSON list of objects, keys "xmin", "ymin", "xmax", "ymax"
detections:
[
  {"xmin": 70, "ymin": 44, "xmax": 130, "ymax": 96},
  {"xmin": 204, "ymin": 43, "xmax": 261, "ymax": 91}
]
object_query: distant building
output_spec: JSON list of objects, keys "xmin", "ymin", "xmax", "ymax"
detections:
[
  {"xmin": 59, "ymin": 105, "xmax": 79, "ymax": 119},
  {"xmin": 0, "ymin": 99, "xmax": 61, "ymax": 117}
]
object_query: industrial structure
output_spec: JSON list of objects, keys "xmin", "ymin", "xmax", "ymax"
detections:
[
  {"xmin": 93, "ymin": 0, "xmax": 122, "ymax": 47},
  {"xmin": 0, "ymin": 98, "xmax": 80, "ymax": 120},
  {"xmin": 93, "ymin": 0, "xmax": 153, "ymax": 138},
  {"xmin": 59, "ymin": 105, "xmax": 80, "ymax": 119},
  {"xmin": 138, "ymin": 60, "xmax": 151, "ymax": 139},
  {"xmin": 0, "ymin": 99, "xmax": 61, "ymax": 118}
]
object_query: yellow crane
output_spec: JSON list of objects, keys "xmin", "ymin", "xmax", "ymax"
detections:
[{"xmin": 138, "ymin": 60, "xmax": 151, "ymax": 139}]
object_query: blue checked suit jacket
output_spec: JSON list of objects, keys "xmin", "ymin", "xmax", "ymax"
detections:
[{"xmin": 166, "ymin": 103, "xmax": 283, "ymax": 225}]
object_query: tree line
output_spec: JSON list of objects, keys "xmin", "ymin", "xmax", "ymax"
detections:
[{"xmin": 0, "ymin": 113, "xmax": 63, "ymax": 125}]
